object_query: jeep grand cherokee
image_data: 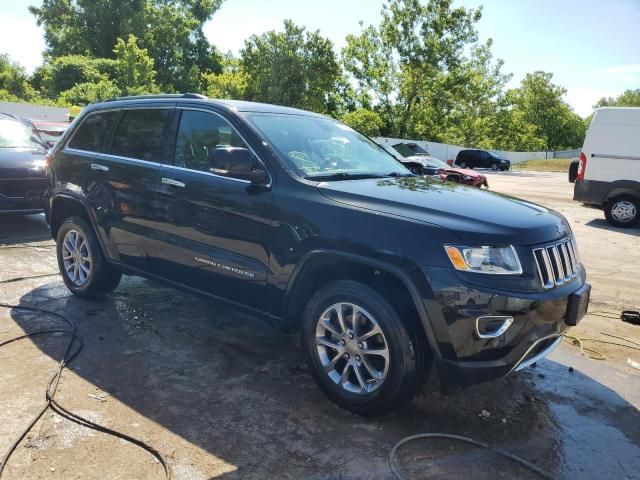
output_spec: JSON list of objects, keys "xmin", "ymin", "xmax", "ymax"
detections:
[{"xmin": 44, "ymin": 94, "xmax": 590, "ymax": 416}]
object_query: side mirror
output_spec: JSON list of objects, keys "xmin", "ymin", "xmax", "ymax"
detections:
[{"xmin": 209, "ymin": 146, "xmax": 268, "ymax": 185}]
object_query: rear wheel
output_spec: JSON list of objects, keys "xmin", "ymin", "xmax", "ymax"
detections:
[
  {"xmin": 604, "ymin": 196, "xmax": 639, "ymax": 228},
  {"xmin": 301, "ymin": 280, "xmax": 426, "ymax": 416},
  {"xmin": 56, "ymin": 216, "xmax": 122, "ymax": 297}
]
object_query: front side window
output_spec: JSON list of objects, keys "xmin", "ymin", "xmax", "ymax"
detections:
[
  {"xmin": 174, "ymin": 110, "xmax": 249, "ymax": 174},
  {"xmin": 247, "ymin": 114, "xmax": 410, "ymax": 180},
  {"xmin": 67, "ymin": 111, "xmax": 120, "ymax": 153},
  {"xmin": 111, "ymin": 109, "xmax": 170, "ymax": 161},
  {"xmin": 0, "ymin": 119, "xmax": 43, "ymax": 149}
]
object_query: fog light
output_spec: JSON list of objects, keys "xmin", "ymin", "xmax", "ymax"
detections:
[{"xmin": 475, "ymin": 316, "xmax": 513, "ymax": 339}]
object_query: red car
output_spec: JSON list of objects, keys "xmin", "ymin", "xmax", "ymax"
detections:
[{"xmin": 401, "ymin": 155, "xmax": 489, "ymax": 188}]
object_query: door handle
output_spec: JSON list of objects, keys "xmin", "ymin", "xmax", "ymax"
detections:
[
  {"xmin": 161, "ymin": 177, "xmax": 186, "ymax": 188},
  {"xmin": 91, "ymin": 163, "xmax": 109, "ymax": 172}
]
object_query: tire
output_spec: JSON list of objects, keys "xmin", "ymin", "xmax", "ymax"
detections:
[
  {"xmin": 301, "ymin": 280, "xmax": 427, "ymax": 416},
  {"xmin": 491, "ymin": 163, "xmax": 498, "ymax": 171},
  {"xmin": 56, "ymin": 216, "xmax": 121, "ymax": 297},
  {"xmin": 604, "ymin": 196, "xmax": 640, "ymax": 228}
]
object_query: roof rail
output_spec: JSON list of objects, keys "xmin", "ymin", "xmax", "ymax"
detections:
[{"xmin": 102, "ymin": 93, "xmax": 207, "ymax": 103}]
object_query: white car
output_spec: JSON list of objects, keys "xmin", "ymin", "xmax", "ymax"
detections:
[{"xmin": 573, "ymin": 107, "xmax": 640, "ymax": 227}]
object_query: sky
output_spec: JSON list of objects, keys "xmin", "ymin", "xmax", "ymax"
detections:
[{"xmin": 1, "ymin": 0, "xmax": 639, "ymax": 117}]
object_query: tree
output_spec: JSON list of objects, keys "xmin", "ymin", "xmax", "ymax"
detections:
[
  {"xmin": 32, "ymin": 55, "xmax": 117, "ymax": 100},
  {"xmin": 113, "ymin": 35, "xmax": 158, "ymax": 95},
  {"xmin": 202, "ymin": 54, "xmax": 248, "ymax": 99},
  {"xmin": 508, "ymin": 71, "xmax": 585, "ymax": 150},
  {"xmin": 595, "ymin": 89, "xmax": 640, "ymax": 108},
  {"xmin": 342, "ymin": 109, "xmax": 385, "ymax": 137},
  {"xmin": 343, "ymin": 0, "xmax": 484, "ymax": 137},
  {"xmin": 0, "ymin": 54, "xmax": 38, "ymax": 101},
  {"xmin": 241, "ymin": 20, "xmax": 342, "ymax": 114},
  {"xmin": 58, "ymin": 79, "xmax": 121, "ymax": 105},
  {"xmin": 29, "ymin": 0, "xmax": 225, "ymax": 91}
]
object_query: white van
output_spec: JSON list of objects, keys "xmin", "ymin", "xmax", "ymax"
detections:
[{"xmin": 574, "ymin": 107, "xmax": 640, "ymax": 227}]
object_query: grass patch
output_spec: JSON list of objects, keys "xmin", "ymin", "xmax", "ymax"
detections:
[{"xmin": 512, "ymin": 158, "xmax": 574, "ymax": 172}]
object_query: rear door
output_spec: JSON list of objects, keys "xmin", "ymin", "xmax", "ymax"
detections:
[
  {"xmin": 63, "ymin": 105, "xmax": 174, "ymax": 270},
  {"xmin": 154, "ymin": 107, "xmax": 274, "ymax": 311}
]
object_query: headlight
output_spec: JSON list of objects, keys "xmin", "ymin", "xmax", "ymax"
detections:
[{"xmin": 444, "ymin": 245, "xmax": 522, "ymax": 275}]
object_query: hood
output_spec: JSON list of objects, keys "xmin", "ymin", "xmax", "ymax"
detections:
[
  {"xmin": 317, "ymin": 176, "xmax": 570, "ymax": 245},
  {"xmin": 0, "ymin": 148, "xmax": 48, "ymax": 178}
]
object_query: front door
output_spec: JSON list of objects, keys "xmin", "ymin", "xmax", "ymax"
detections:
[{"xmin": 155, "ymin": 108, "xmax": 274, "ymax": 312}]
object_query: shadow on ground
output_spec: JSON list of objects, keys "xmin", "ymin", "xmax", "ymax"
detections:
[
  {"xmin": 585, "ymin": 218, "xmax": 640, "ymax": 237},
  {"xmin": 4, "ymin": 277, "xmax": 639, "ymax": 480}
]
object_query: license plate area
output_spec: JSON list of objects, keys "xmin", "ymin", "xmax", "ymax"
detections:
[{"xmin": 566, "ymin": 283, "xmax": 591, "ymax": 326}]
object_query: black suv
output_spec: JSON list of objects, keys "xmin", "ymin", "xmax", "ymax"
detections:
[
  {"xmin": 455, "ymin": 149, "xmax": 511, "ymax": 171},
  {"xmin": 45, "ymin": 94, "xmax": 589, "ymax": 415}
]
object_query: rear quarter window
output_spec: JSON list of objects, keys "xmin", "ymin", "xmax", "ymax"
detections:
[
  {"xmin": 111, "ymin": 109, "xmax": 171, "ymax": 161},
  {"xmin": 67, "ymin": 111, "xmax": 120, "ymax": 152}
]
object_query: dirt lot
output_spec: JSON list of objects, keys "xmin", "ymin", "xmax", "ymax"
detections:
[{"xmin": 0, "ymin": 171, "xmax": 638, "ymax": 480}]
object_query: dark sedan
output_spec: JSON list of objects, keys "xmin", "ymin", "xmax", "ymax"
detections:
[{"xmin": 0, "ymin": 114, "xmax": 49, "ymax": 214}]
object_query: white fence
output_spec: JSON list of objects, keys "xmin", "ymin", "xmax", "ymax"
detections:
[
  {"xmin": 0, "ymin": 102, "xmax": 69, "ymax": 122},
  {"xmin": 375, "ymin": 137, "xmax": 576, "ymax": 164}
]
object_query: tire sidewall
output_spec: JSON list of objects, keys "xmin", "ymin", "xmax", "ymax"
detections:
[
  {"xmin": 301, "ymin": 280, "xmax": 421, "ymax": 415},
  {"xmin": 605, "ymin": 196, "xmax": 640, "ymax": 228},
  {"xmin": 56, "ymin": 216, "xmax": 106, "ymax": 297}
]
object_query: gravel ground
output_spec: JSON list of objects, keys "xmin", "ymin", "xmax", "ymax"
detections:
[{"xmin": 0, "ymin": 171, "xmax": 638, "ymax": 480}]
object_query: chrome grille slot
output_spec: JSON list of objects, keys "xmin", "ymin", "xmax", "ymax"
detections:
[{"xmin": 534, "ymin": 237, "xmax": 580, "ymax": 289}]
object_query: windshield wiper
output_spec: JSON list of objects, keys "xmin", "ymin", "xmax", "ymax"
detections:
[{"xmin": 304, "ymin": 172, "xmax": 386, "ymax": 181}]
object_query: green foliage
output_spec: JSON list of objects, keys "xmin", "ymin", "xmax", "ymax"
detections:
[
  {"xmin": 0, "ymin": 54, "xmax": 38, "ymax": 101},
  {"xmin": 241, "ymin": 20, "xmax": 341, "ymax": 114},
  {"xmin": 341, "ymin": 109, "xmax": 385, "ymax": 137},
  {"xmin": 29, "ymin": 0, "xmax": 224, "ymax": 91},
  {"xmin": 58, "ymin": 79, "xmax": 121, "ymax": 105},
  {"xmin": 507, "ymin": 71, "xmax": 585, "ymax": 150},
  {"xmin": 595, "ymin": 88, "xmax": 640, "ymax": 108},
  {"xmin": 202, "ymin": 55, "xmax": 248, "ymax": 99},
  {"xmin": 113, "ymin": 35, "xmax": 158, "ymax": 95},
  {"xmin": 34, "ymin": 55, "xmax": 117, "ymax": 99}
]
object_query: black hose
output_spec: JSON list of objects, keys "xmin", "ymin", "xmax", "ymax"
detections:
[
  {"xmin": 0, "ymin": 303, "xmax": 170, "ymax": 479},
  {"xmin": 389, "ymin": 433, "xmax": 556, "ymax": 480}
]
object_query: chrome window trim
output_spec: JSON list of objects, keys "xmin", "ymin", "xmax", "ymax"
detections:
[
  {"xmin": 174, "ymin": 106, "xmax": 272, "ymax": 187},
  {"xmin": 64, "ymin": 148, "xmax": 162, "ymax": 168}
]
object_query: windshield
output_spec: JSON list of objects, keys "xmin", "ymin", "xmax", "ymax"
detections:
[
  {"xmin": 426, "ymin": 157, "xmax": 449, "ymax": 169},
  {"xmin": 0, "ymin": 119, "xmax": 43, "ymax": 149},
  {"xmin": 247, "ymin": 114, "xmax": 411, "ymax": 180}
]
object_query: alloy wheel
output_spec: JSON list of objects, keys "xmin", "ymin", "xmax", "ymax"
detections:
[
  {"xmin": 61, "ymin": 229, "xmax": 92, "ymax": 286},
  {"xmin": 314, "ymin": 302, "xmax": 390, "ymax": 395}
]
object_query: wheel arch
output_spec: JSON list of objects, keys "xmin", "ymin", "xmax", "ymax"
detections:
[
  {"xmin": 604, "ymin": 185, "xmax": 640, "ymax": 204},
  {"xmin": 281, "ymin": 250, "xmax": 442, "ymax": 360}
]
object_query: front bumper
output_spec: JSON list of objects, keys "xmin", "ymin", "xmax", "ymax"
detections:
[
  {"xmin": 0, "ymin": 177, "xmax": 47, "ymax": 213},
  {"xmin": 421, "ymin": 266, "xmax": 587, "ymax": 393}
]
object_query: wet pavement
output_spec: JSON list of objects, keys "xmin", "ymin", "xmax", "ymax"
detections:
[{"xmin": 1, "ymin": 209, "xmax": 639, "ymax": 480}]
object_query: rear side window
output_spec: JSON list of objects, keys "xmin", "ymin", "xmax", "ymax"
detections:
[
  {"xmin": 67, "ymin": 111, "xmax": 120, "ymax": 152},
  {"xmin": 174, "ymin": 110, "xmax": 248, "ymax": 174},
  {"xmin": 111, "ymin": 109, "xmax": 171, "ymax": 161}
]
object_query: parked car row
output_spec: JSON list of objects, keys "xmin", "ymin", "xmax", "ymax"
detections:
[{"xmin": 39, "ymin": 94, "xmax": 590, "ymax": 415}]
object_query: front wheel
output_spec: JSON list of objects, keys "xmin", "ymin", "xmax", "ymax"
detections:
[
  {"xmin": 604, "ymin": 196, "xmax": 639, "ymax": 228},
  {"xmin": 301, "ymin": 280, "xmax": 426, "ymax": 416},
  {"xmin": 491, "ymin": 163, "xmax": 499, "ymax": 171},
  {"xmin": 56, "ymin": 216, "xmax": 122, "ymax": 297}
]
